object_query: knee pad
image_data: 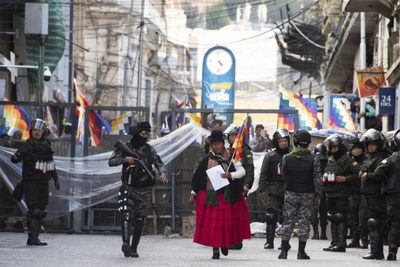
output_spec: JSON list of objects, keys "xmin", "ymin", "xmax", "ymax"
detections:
[
  {"xmin": 31, "ymin": 208, "xmax": 47, "ymax": 220},
  {"xmin": 367, "ymin": 218, "xmax": 378, "ymax": 231},
  {"xmin": 266, "ymin": 212, "xmax": 278, "ymax": 224},
  {"xmin": 333, "ymin": 212, "xmax": 344, "ymax": 223},
  {"xmin": 133, "ymin": 216, "xmax": 145, "ymax": 228}
]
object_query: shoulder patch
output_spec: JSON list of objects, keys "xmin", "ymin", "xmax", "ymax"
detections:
[
  {"xmin": 381, "ymin": 159, "xmax": 387, "ymax": 164},
  {"xmin": 247, "ymin": 154, "xmax": 252, "ymax": 158}
]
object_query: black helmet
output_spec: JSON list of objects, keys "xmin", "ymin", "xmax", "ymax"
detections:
[
  {"xmin": 227, "ymin": 126, "xmax": 240, "ymax": 137},
  {"xmin": 392, "ymin": 130, "xmax": 400, "ymax": 151},
  {"xmin": 293, "ymin": 129, "xmax": 311, "ymax": 148},
  {"xmin": 324, "ymin": 134, "xmax": 343, "ymax": 148},
  {"xmin": 360, "ymin": 128, "xmax": 385, "ymax": 151},
  {"xmin": 130, "ymin": 121, "xmax": 151, "ymax": 135},
  {"xmin": 349, "ymin": 137, "xmax": 363, "ymax": 151},
  {"xmin": 314, "ymin": 143, "xmax": 327, "ymax": 156},
  {"xmin": 29, "ymin": 119, "xmax": 47, "ymax": 132},
  {"xmin": 272, "ymin": 128, "xmax": 290, "ymax": 147}
]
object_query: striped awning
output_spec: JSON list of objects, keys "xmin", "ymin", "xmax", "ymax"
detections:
[{"xmin": 26, "ymin": 0, "xmax": 65, "ymax": 89}]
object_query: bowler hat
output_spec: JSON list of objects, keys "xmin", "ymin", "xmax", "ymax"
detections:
[{"xmin": 209, "ymin": 130, "xmax": 225, "ymax": 143}]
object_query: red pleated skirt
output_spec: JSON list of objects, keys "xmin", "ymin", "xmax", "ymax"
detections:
[{"xmin": 193, "ymin": 191, "xmax": 251, "ymax": 248}]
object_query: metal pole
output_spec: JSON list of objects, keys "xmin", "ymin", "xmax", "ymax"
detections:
[
  {"xmin": 136, "ymin": 0, "xmax": 145, "ymax": 107},
  {"xmin": 171, "ymin": 108, "xmax": 176, "ymax": 232},
  {"xmin": 83, "ymin": 108, "xmax": 89, "ymax": 156},
  {"xmin": 38, "ymin": 36, "xmax": 45, "ymax": 118},
  {"xmin": 69, "ymin": 0, "xmax": 76, "ymax": 158},
  {"xmin": 360, "ymin": 12, "xmax": 366, "ymax": 131}
]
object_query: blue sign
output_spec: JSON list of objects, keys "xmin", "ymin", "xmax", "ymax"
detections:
[
  {"xmin": 379, "ymin": 87, "xmax": 396, "ymax": 115},
  {"xmin": 201, "ymin": 46, "xmax": 235, "ymax": 128}
]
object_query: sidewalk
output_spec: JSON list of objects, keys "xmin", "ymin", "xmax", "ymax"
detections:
[{"xmin": 0, "ymin": 232, "xmax": 397, "ymax": 267}]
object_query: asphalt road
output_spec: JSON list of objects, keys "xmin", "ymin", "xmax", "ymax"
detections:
[{"xmin": 0, "ymin": 232, "xmax": 397, "ymax": 267}]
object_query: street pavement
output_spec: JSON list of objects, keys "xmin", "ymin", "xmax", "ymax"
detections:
[{"xmin": 0, "ymin": 232, "xmax": 398, "ymax": 267}]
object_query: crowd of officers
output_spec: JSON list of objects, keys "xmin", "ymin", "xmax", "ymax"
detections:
[{"xmin": 256, "ymin": 127, "xmax": 400, "ymax": 261}]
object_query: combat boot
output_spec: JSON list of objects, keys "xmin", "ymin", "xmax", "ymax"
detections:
[
  {"xmin": 121, "ymin": 220, "xmax": 131, "ymax": 257},
  {"xmin": 363, "ymin": 231, "xmax": 384, "ymax": 260},
  {"xmin": 297, "ymin": 240, "xmax": 310, "ymax": 260},
  {"xmin": 27, "ymin": 218, "xmax": 47, "ymax": 246},
  {"xmin": 323, "ymin": 223, "xmax": 337, "ymax": 251},
  {"xmin": 264, "ymin": 223, "xmax": 275, "ymax": 249},
  {"xmin": 212, "ymin": 247, "xmax": 220, "ymax": 259},
  {"xmin": 312, "ymin": 225, "xmax": 319, "ymax": 240},
  {"xmin": 387, "ymin": 246, "xmax": 398, "ymax": 261},
  {"xmin": 331, "ymin": 222, "xmax": 346, "ymax": 252},
  {"xmin": 278, "ymin": 240, "xmax": 291, "ymax": 259},
  {"xmin": 130, "ymin": 224, "xmax": 143, "ymax": 258}
]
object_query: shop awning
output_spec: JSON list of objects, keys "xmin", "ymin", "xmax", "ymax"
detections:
[{"xmin": 344, "ymin": 0, "xmax": 393, "ymax": 18}]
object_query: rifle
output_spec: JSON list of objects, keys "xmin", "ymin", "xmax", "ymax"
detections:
[{"xmin": 114, "ymin": 140, "xmax": 155, "ymax": 180}]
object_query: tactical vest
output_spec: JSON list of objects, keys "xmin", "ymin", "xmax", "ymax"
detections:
[
  {"xmin": 22, "ymin": 141, "xmax": 55, "ymax": 180},
  {"xmin": 323, "ymin": 153, "xmax": 351, "ymax": 193},
  {"xmin": 360, "ymin": 151, "xmax": 389, "ymax": 195},
  {"xmin": 266, "ymin": 150, "xmax": 285, "ymax": 182},
  {"xmin": 122, "ymin": 143, "xmax": 156, "ymax": 188},
  {"xmin": 284, "ymin": 153, "xmax": 315, "ymax": 193},
  {"xmin": 384, "ymin": 153, "xmax": 400, "ymax": 194}
]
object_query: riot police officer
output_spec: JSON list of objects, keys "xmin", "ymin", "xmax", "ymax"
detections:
[
  {"xmin": 278, "ymin": 130, "xmax": 322, "ymax": 260},
  {"xmin": 226, "ymin": 126, "xmax": 254, "ymax": 250},
  {"xmin": 259, "ymin": 128, "xmax": 290, "ymax": 249},
  {"xmin": 109, "ymin": 121, "xmax": 168, "ymax": 258},
  {"xmin": 311, "ymin": 144, "xmax": 328, "ymax": 240},
  {"xmin": 322, "ymin": 134, "xmax": 359, "ymax": 253},
  {"xmin": 366, "ymin": 129, "xmax": 400, "ymax": 261},
  {"xmin": 11, "ymin": 119, "xmax": 60, "ymax": 246},
  {"xmin": 347, "ymin": 138, "xmax": 369, "ymax": 248},
  {"xmin": 359, "ymin": 128, "xmax": 391, "ymax": 260}
]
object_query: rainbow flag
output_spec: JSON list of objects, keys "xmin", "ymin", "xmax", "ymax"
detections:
[
  {"xmin": 108, "ymin": 112, "xmax": 132, "ymax": 135},
  {"xmin": 277, "ymin": 88, "xmax": 320, "ymax": 131},
  {"xmin": 4, "ymin": 98, "xmax": 31, "ymax": 140},
  {"xmin": 75, "ymin": 80, "xmax": 111, "ymax": 145},
  {"xmin": 44, "ymin": 106, "xmax": 58, "ymax": 138},
  {"xmin": 231, "ymin": 115, "xmax": 252, "ymax": 163},
  {"xmin": 329, "ymin": 98, "xmax": 357, "ymax": 131}
]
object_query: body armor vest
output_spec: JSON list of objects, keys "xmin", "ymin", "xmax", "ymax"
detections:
[
  {"xmin": 323, "ymin": 153, "xmax": 351, "ymax": 193},
  {"xmin": 361, "ymin": 151, "xmax": 389, "ymax": 195},
  {"xmin": 266, "ymin": 150, "xmax": 285, "ymax": 182},
  {"xmin": 284, "ymin": 153, "xmax": 315, "ymax": 193},
  {"xmin": 22, "ymin": 141, "xmax": 54, "ymax": 180},
  {"xmin": 384, "ymin": 153, "xmax": 400, "ymax": 194}
]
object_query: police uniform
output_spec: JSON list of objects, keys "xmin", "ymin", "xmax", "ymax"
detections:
[
  {"xmin": 371, "ymin": 131, "xmax": 400, "ymax": 261},
  {"xmin": 322, "ymin": 135, "xmax": 359, "ymax": 252},
  {"xmin": 278, "ymin": 130, "xmax": 322, "ymax": 260},
  {"xmin": 109, "ymin": 122, "xmax": 166, "ymax": 257},
  {"xmin": 311, "ymin": 144, "xmax": 328, "ymax": 240},
  {"xmin": 11, "ymin": 119, "xmax": 59, "ymax": 246},
  {"xmin": 359, "ymin": 129, "xmax": 391, "ymax": 260},
  {"xmin": 259, "ymin": 128, "xmax": 291, "ymax": 249}
]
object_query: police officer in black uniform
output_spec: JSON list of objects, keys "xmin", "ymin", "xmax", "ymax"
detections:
[
  {"xmin": 109, "ymin": 121, "xmax": 168, "ymax": 257},
  {"xmin": 311, "ymin": 144, "xmax": 328, "ymax": 240},
  {"xmin": 359, "ymin": 128, "xmax": 391, "ymax": 260},
  {"xmin": 322, "ymin": 134, "xmax": 359, "ymax": 253},
  {"xmin": 259, "ymin": 128, "xmax": 291, "ymax": 249},
  {"xmin": 11, "ymin": 119, "xmax": 60, "ymax": 246},
  {"xmin": 347, "ymin": 138, "xmax": 369, "ymax": 248},
  {"xmin": 366, "ymin": 129, "xmax": 400, "ymax": 261},
  {"xmin": 226, "ymin": 126, "xmax": 254, "ymax": 250}
]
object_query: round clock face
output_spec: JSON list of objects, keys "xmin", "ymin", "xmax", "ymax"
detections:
[{"xmin": 206, "ymin": 48, "xmax": 233, "ymax": 75}]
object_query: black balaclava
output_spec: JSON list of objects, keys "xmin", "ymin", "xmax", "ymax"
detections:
[{"xmin": 131, "ymin": 134, "xmax": 147, "ymax": 149}]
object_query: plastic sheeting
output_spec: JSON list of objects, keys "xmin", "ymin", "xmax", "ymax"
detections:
[{"xmin": 0, "ymin": 122, "xmax": 210, "ymax": 220}]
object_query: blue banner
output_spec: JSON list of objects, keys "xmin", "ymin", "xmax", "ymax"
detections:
[
  {"xmin": 201, "ymin": 46, "xmax": 235, "ymax": 129},
  {"xmin": 379, "ymin": 87, "xmax": 396, "ymax": 115}
]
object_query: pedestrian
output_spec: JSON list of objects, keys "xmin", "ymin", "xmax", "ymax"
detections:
[
  {"xmin": 322, "ymin": 135, "xmax": 359, "ymax": 253},
  {"xmin": 108, "ymin": 121, "xmax": 168, "ymax": 258},
  {"xmin": 11, "ymin": 119, "xmax": 60, "ymax": 246},
  {"xmin": 350, "ymin": 97, "xmax": 382, "ymax": 131},
  {"xmin": 359, "ymin": 128, "xmax": 391, "ymax": 259},
  {"xmin": 189, "ymin": 130, "xmax": 251, "ymax": 259},
  {"xmin": 258, "ymin": 128, "xmax": 291, "ymax": 249},
  {"xmin": 311, "ymin": 144, "xmax": 328, "ymax": 240},
  {"xmin": 347, "ymin": 138, "xmax": 369, "ymax": 249},
  {"xmin": 226, "ymin": 126, "xmax": 254, "ymax": 250},
  {"xmin": 250, "ymin": 124, "xmax": 273, "ymax": 152},
  {"xmin": 368, "ymin": 129, "xmax": 400, "ymax": 261},
  {"xmin": 278, "ymin": 129, "xmax": 322, "ymax": 260}
]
